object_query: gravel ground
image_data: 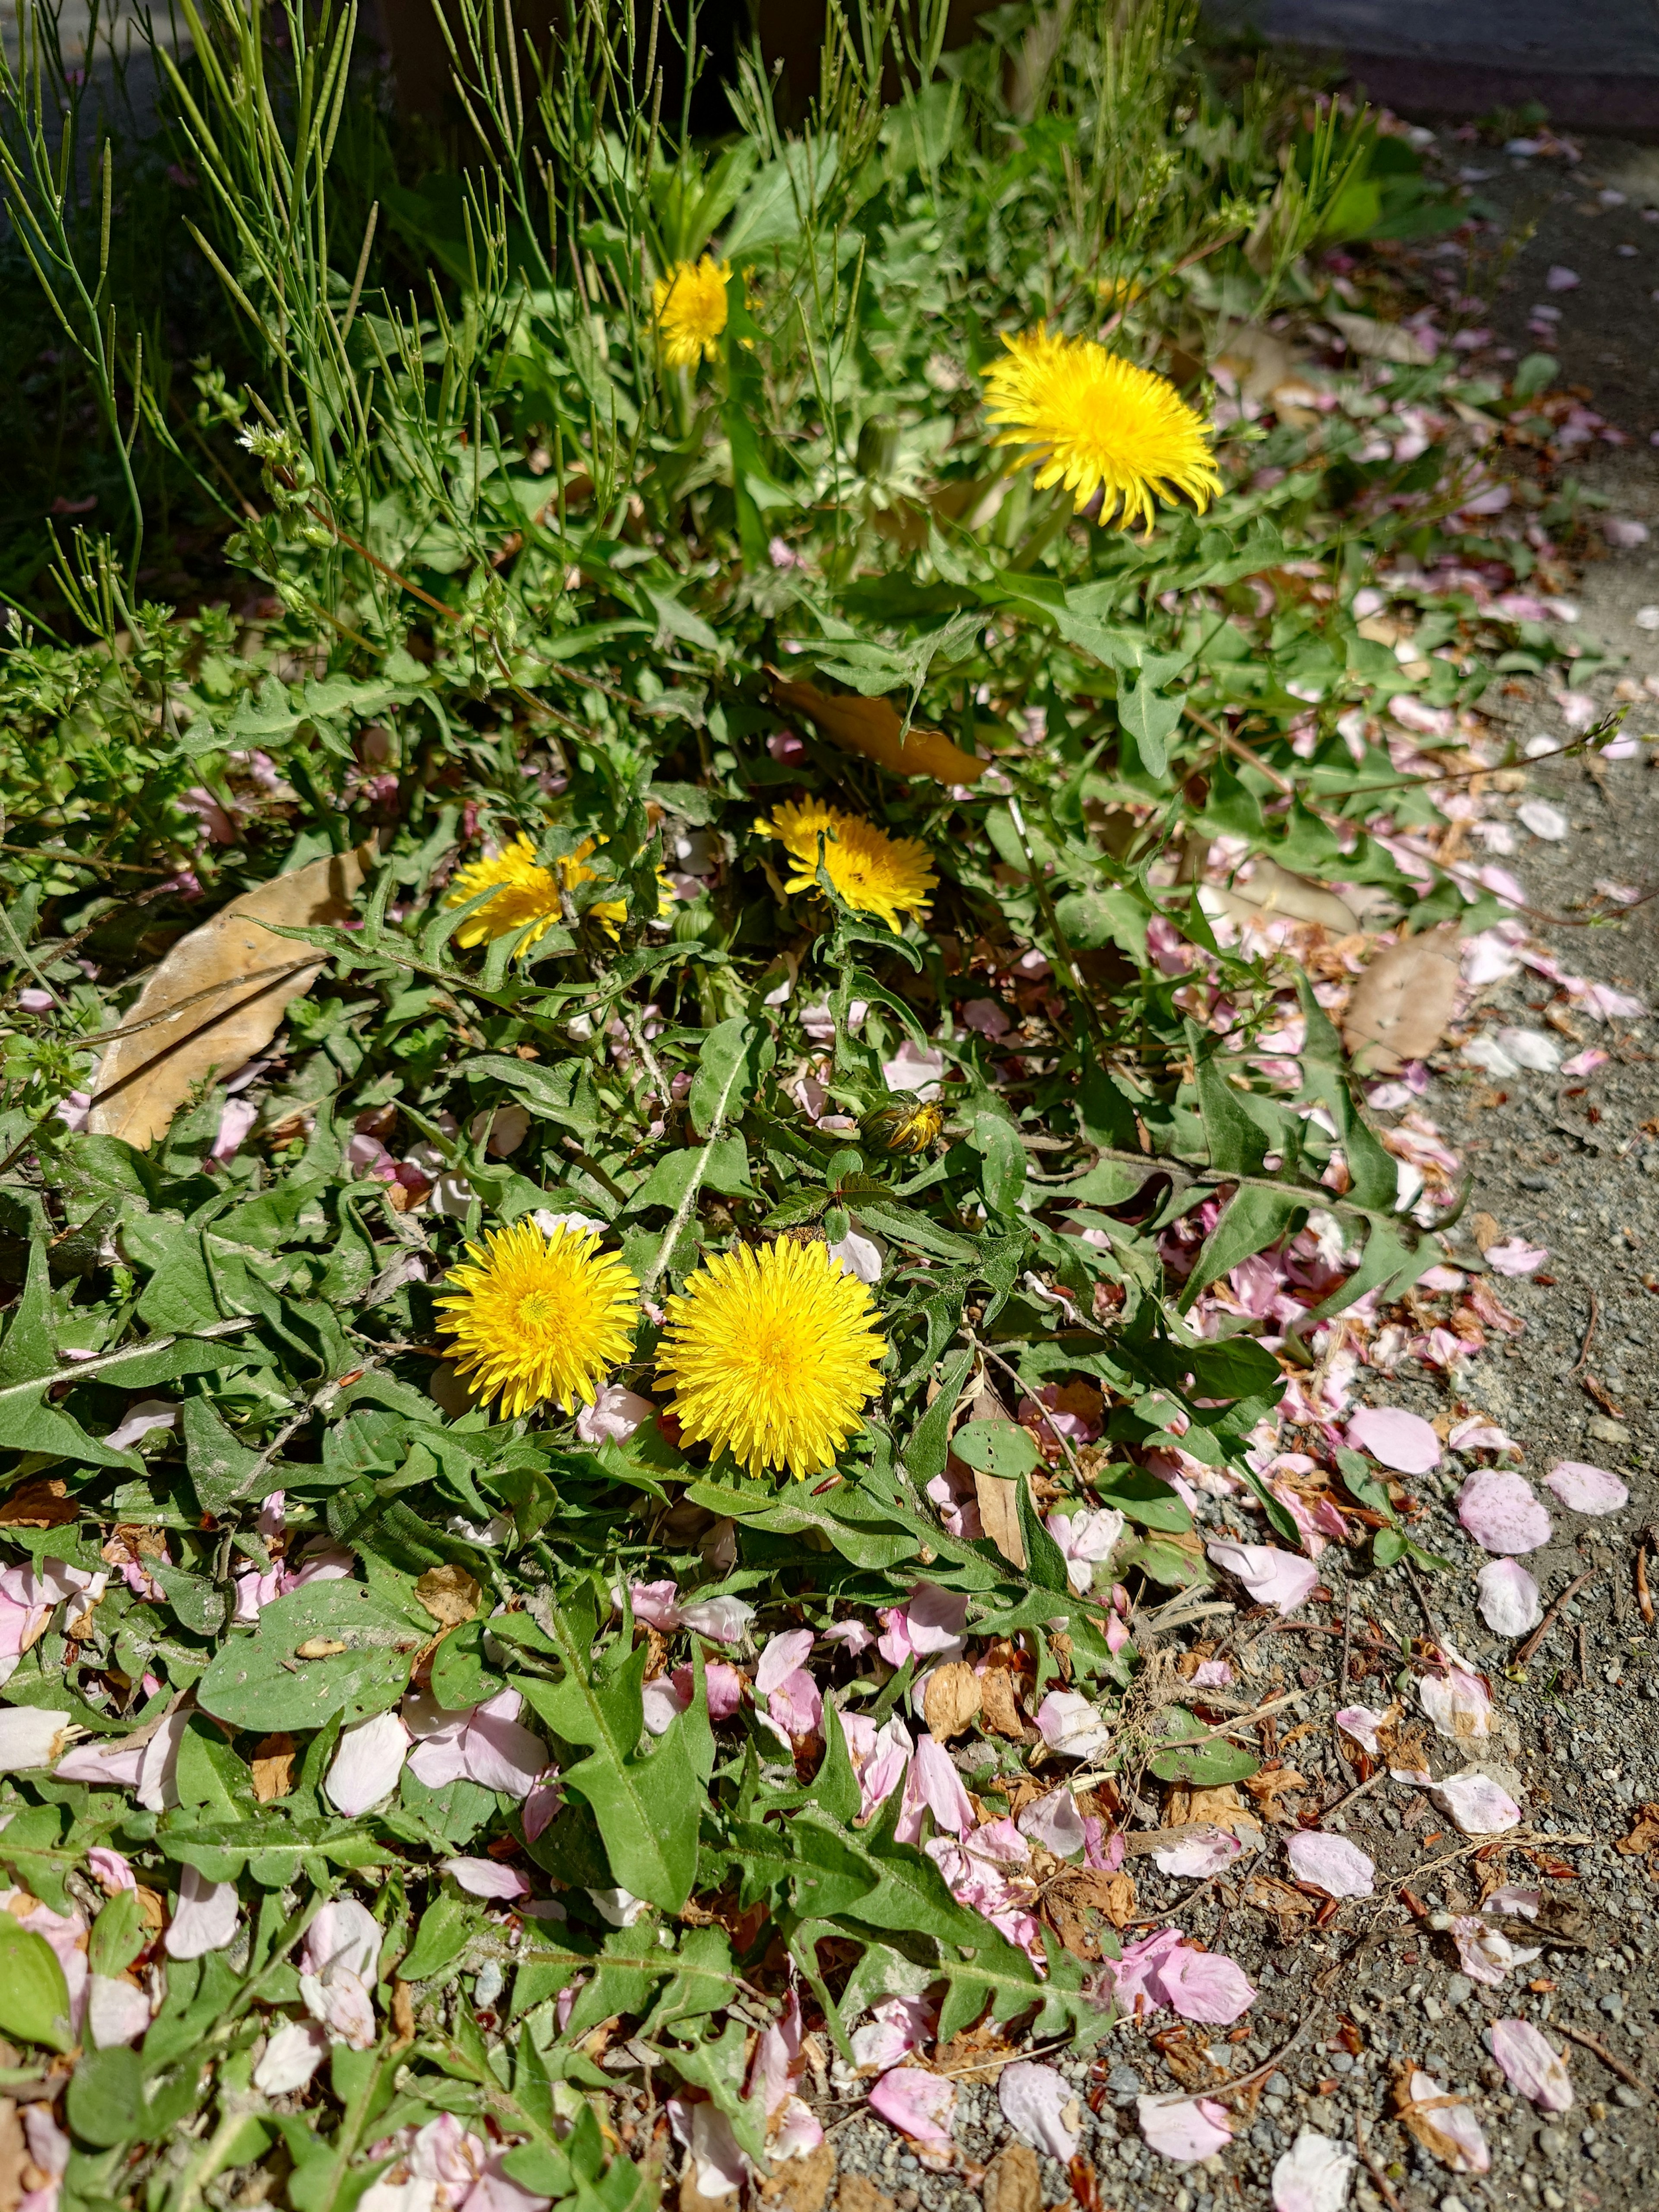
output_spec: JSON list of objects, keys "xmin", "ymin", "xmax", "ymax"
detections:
[{"xmin": 816, "ymin": 133, "xmax": 1659, "ymax": 2212}]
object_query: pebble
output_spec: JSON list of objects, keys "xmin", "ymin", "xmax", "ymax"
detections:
[{"xmin": 1443, "ymin": 1974, "xmax": 1473, "ymax": 2005}]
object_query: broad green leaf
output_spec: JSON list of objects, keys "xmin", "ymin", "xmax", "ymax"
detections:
[
  {"xmin": 195, "ymin": 1579, "xmax": 426, "ymax": 1732},
  {"xmin": 1176, "ymin": 1185, "xmax": 1305, "ymax": 1313},
  {"xmin": 0, "ymin": 1919, "xmax": 73, "ymax": 2051}
]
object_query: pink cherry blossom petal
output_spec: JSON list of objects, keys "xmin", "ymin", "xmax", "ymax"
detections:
[
  {"xmin": 1491, "ymin": 2018, "xmax": 1574, "ymax": 2110},
  {"xmin": 1033, "ymin": 1690, "xmax": 1110, "ymax": 1760},
  {"xmin": 1449, "ymin": 1916, "xmax": 1541, "ymax": 1987},
  {"xmin": 254, "ymin": 2018, "xmax": 330, "ymax": 2094},
  {"xmin": 1345, "ymin": 1405, "xmax": 1441, "ymax": 1474},
  {"xmin": 1402, "ymin": 2071, "xmax": 1490, "ymax": 2174},
  {"xmin": 1458, "ymin": 1470, "xmax": 1552, "ymax": 1555},
  {"xmin": 1271, "ymin": 2129, "xmax": 1356, "ymax": 2212},
  {"xmin": 1153, "ymin": 1827, "xmax": 1242, "ymax": 1879},
  {"xmin": 326, "ymin": 1710, "xmax": 410, "ymax": 1815},
  {"xmin": 1335, "ymin": 1705, "xmax": 1390, "ymax": 1755},
  {"xmin": 87, "ymin": 1974, "xmax": 151, "ymax": 2048},
  {"xmin": 1205, "ymin": 1540, "xmax": 1318, "ymax": 1615},
  {"xmin": 1544, "ymin": 1460, "xmax": 1628, "ymax": 1515},
  {"xmin": 1434, "ymin": 1770, "xmax": 1522, "ymax": 1835},
  {"xmin": 868, "ymin": 2067, "xmax": 955, "ymax": 2146},
  {"xmin": 1285, "ymin": 1830, "xmax": 1374, "ymax": 1898},
  {"xmin": 1484, "ymin": 1238, "xmax": 1548, "ymax": 1276},
  {"xmin": 1157, "ymin": 1945, "xmax": 1255, "ymax": 2024},
  {"xmin": 1137, "ymin": 2096, "xmax": 1233, "ymax": 2164},
  {"xmin": 998, "ymin": 2063, "xmax": 1080, "ymax": 2161},
  {"xmin": 164, "ymin": 1866, "xmax": 240, "ymax": 1959},
  {"xmin": 444, "ymin": 1858, "xmax": 531, "ymax": 1899}
]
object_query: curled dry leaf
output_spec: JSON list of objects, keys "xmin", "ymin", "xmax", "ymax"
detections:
[
  {"xmin": 768, "ymin": 669, "xmax": 985, "ymax": 786},
  {"xmin": 981, "ymin": 2143, "xmax": 1040, "ymax": 2212},
  {"xmin": 88, "ymin": 844, "xmax": 375, "ymax": 1148},
  {"xmin": 1209, "ymin": 856, "xmax": 1359, "ymax": 936},
  {"xmin": 923, "ymin": 1659, "xmax": 983, "ymax": 1740},
  {"xmin": 1341, "ymin": 925, "xmax": 1462, "ymax": 1074},
  {"xmin": 415, "ymin": 1564, "xmax": 482, "ymax": 1630},
  {"xmin": 249, "ymin": 1732, "xmax": 297, "ymax": 1802},
  {"xmin": 1325, "ymin": 311, "xmax": 1437, "ymax": 367}
]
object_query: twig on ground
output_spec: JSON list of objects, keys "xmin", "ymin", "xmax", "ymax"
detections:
[
  {"xmin": 1554, "ymin": 2022, "xmax": 1643, "ymax": 2092},
  {"xmin": 1352, "ymin": 2113, "xmax": 1404, "ymax": 2212},
  {"xmin": 1404, "ymin": 1557, "xmax": 1442, "ymax": 1645},
  {"xmin": 1574, "ymin": 1287, "xmax": 1602, "ymax": 1375},
  {"xmin": 1516, "ymin": 1570, "xmax": 1597, "ymax": 1667},
  {"xmin": 1639, "ymin": 1532, "xmax": 1656, "ymax": 1627},
  {"xmin": 1341, "ymin": 1581, "xmax": 1354, "ymax": 1692},
  {"xmin": 1323, "ymin": 1764, "xmax": 1389, "ymax": 1822}
]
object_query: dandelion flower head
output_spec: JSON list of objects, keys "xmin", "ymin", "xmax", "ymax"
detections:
[
  {"xmin": 656, "ymin": 1238, "xmax": 887, "ymax": 1480},
  {"xmin": 445, "ymin": 833, "xmax": 626, "ymax": 955},
  {"xmin": 436, "ymin": 1217, "xmax": 639, "ymax": 1419},
  {"xmin": 652, "ymin": 257, "xmax": 731, "ymax": 370},
  {"xmin": 981, "ymin": 325, "xmax": 1222, "ymax": 532},
  {"xmin": 764, "ymin": 799, "xmax": 936, "ymax": 934}
]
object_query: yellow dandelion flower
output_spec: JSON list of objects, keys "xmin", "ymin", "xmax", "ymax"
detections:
[
  {"xmin": 652, "ymin": 257, "xmax": 731, "ymax": 370},
  {"xmin": 764, "ymin": 798, "xmax": 936, "ymax": 934},
  {"xmin": 657, "ymin": 1238, "xmax": 887, "ymax": 1481},
  {"xmin": 445, "ymin": 833, "xmax": 626, "ymax": 954},
  {"xmin": 435, "ymin": 1217, "xmax": 639, "ymax": 1419},
  {"xmin": 980, "ymin": 324, "xmax": 1222, "ymax": 533}
]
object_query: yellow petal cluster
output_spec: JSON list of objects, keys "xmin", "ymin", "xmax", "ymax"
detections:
[
  {"xmin": 436, "ymin": 1218, "xmax": 639, "ymax": 1419},
  {"xmin": 981, "ymin": 325, "xmax": 1222, "ymax": 532},
  {"xmin": 656, "ymin": 1239, "xmax": 887, "ymax": 1480},
  {"xmin": 652, "ymin": 257, "xmax": 731, "ymax": 370},
  {"xmin": 444, "ymin": 833, "xmax": 625, "ymax": 954},
  {"xmin": 764, "ymin": 798, "xmax": 936, "ymax": 934}
]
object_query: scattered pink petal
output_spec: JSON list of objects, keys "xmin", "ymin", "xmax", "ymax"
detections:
[
  {"xmin": 1484, "ymin": 1237, "xmax": 1548, "ymax": 1276},
  {"xmin": 998, "ymin": 2063, "xmax": 1081, "ymax": 2161},
  {"xmin": 87, "ymin": 1974, "xmax": 151, "ymax": 2048},
  {"xmin": 1034, "ymin": 1690, "xmax": 1111, "ymax": 1760},
  {"xmin": 1271, "ymin": 2129, "xmax": 1356, "ymax": 2212},
  {"xmin": 1153, "ymin": 1826, "xmax": 1243, "ymax": 1879},
  {"xmin": 868, "ymin": 2067, "xmax": 956, "ymax": 2146},
  {"xmin": 1137, "ymin": 2096, "xmax": 1233, "ymax": 2164},
  {"xmin": 1545, "ymin": 264, "xmax": 1580, "ymax": 290},
  {"xmin": 1335, "ymin": 1705, "xmax": 1390, "ymax": 1755},
  {"xmin": 880, "ymin": 1040, "xmax": 945, "ymax": 1096},
  {"xmin": 1449, "ymin": 1914, "xmax": 1541, "ymax": 1986},
  {"xmin": 1491, "ymin": 2018, "xmax": 1573, "ymax": 2110},
  {"xmin": 1285, "ymin": 1830, "xmax": 1374, "ymax": 1898},
  {"xmin": 896, "ymin": 1732, "xmax": 976, "ymax": 1843},
  {"xmin": 325, "ymin": 1710, "xmax": 410, "ymax": 1815},
  {"xmin": 254, "ymin": 2018, "xmax": 330, "ymax": 2094},
  {"xmin": 1458, "ymin": 1470, "xmax": 1551, "ymax": 1555},
  {"xmin": 164, "ymin": 1866, "xmax": 240, "ymax": 1958},
  {"xmin": 1434, "ymin": 1770, "xmax": 1522, "ymax": 1836},
  {"xmin": 1476, "ymin": 1559, "xmax": 1543, "ymax": 1636},
  {"xmin": 642, "ymin": 1675, "xmax": 691, "ymax": 1735},
  {"xmin": 1545, "ymin": 1460, "xmax": 1628, "ymax": 1515},
  {"xmin": 1420, "ymin": 1656, "xmax": 1493, "ymax": 1744},
  {"xmin": 1017, "ymin": 1788, "xmax": 1087, "ymax": 1857},
  {"xmin": 1044, "ymin": 1506, "xmax": 1124, "ymax": 1593},
  {"xmin": 445, "ymin": 1858, "xmax": 531, "ymax": 1899},
  {"xmin": 1158, "ymin": 1945, "xmax": 1255, "ymax": 2024},
  {"xmin": 852, "ymin": 1995, "xmax": 935, "ymax": 2073},
  {"xmin": 1402, "ymin": 2070, "xmax": 1490, "ymax": 2174},
  {"xmin": 575, "ymin": 1386, "xmax": 654, "ymax": 1445},
  {"xmin": 1559, "ymin": 1048, "xmax": 1608, "ymax": 1078},
  {"xmin": 1345, "ymin": 1405, "xmax": 1441, "ymax": 1474},
  {"xmin": 1205, "ymin": 1540, "xmax": 1318, "ymax": 1615},
  {"xmin": 86, "ymin": 1847, "xmax": 136, "ymax": 1894}
]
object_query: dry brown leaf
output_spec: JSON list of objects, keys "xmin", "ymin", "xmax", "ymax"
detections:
[
  {"xmin": 1242, "ymin": 1766, "xmax": 1309, "ymax": 1824},
  {"xmin": 768, "ymin": 669, "xmax": 985, "ymax": 787},
  {"xmin": 88, "ymin": 843, "xmax": 374, "ymax": 1147},
  {"xmin": 979, "ymin": 1662, "xmax": 1030, "ymax": 1741},
  {"xmin": 1055, "ymin": 1866, "xmax": 1138, "ymax": 1930},
  {"xmin": 0, "ymin": 2098, "xmax": 25, "ymax": 2212},
  {"xmin": 837, "ymin": 2180, "xmax": 895, "ymax": 2212},
  {"xmin": 1210, "ymin": 856, "xmax": 1360, "ymax": 936},
  {"xmin": 1470, "ymin": 1211, "xmax": 1503, "ymax": 1255},
  {"xmin": 982, "ymin": 2144, "xmax": 1040, "ymax": 2212},
  {"xmin": 134, "ymin": 1885, "xmax": 166, "ymax": 1936},
  {"xmin": 1392, "ymin": 2068, "xmax": 1482, "ymax": 2168},
  {"xmin": 1341, "ymin": 925, "xmax": 1462, "ymax": 1074},
  {"xmin": 1326, "ymin": 311, "xmax": 1436, "ymax": 367},
  {"xmin": 757, "ymin": 2141, "xmax": 835, "ymax": 2212},
  {"xmin": 415, "ymin": 1564, "xmax": 481, "ymax": 1629},
  {"xmin": 1616, "ymin": 1801, "xmax": 1659, "ymax": 1856},
  {"xmin": 923, "ymin": 1659, "xmax": 983, "ymax": 1740},
  {"xmin": 1212, "ymin": 325, "xmax": 1300, "ymax": 404},
  {"xmin": 1243, "ymin": 1872, "xmax": 1316, "ymax": 1937},
  {"xmin": 250, "ymin": 1732, "xmax": 297, "ymax": 1802},
  {"xmin": 0, "ymin": 1479, "xmax": 76, "ymax": 1529}
]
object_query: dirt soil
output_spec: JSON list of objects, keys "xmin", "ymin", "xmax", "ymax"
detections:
[{"xmin": 815, "ymin": 136, "xmax": 1659, "ymax": 2212}]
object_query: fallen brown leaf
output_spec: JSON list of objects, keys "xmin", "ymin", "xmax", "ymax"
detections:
[
  {"xmin": 0, "ymin": 2098, "xmax": 25, "ymax": 2212},
  {"xmin": 768, "ymin": 669, "xmax": 985, "ymax": 787},
  {"xmin": 1243, "ymin": 1871, "xmax": 1317, "ymax": 1937},
  {"xmin": 88, "ymin": 843, "xmax": 374, "ymax": 1147},
  {"xmin": 982, "ymin": 2143, "xmax": 1040, "ymax": 2212},
  {"xmin": 923, "ymin": 1659, "xmax": 982, "ymax": 1740},
  {"xmin": 979, "ymin": 1662, "xmax": 1031, "ymax": 1741},
  {"xmin": 1341, "ymin": 925, "xmax": 1462, "ymax": 1074},
  {"xmin": 837, "ymin": 2179, "xmax": 895, "ymax": 2212},
  {"xmin": 1243, "ymin": 1765, "xmax": 1310, "ymax": 1824},
  {"xmin": 1616, "ymin": 1801, "xmax": 1659, "ymax": 1857},
  {"xmin": 415, "ymin": 1564, "xmax": 481, "ymax": 1629},
  {"xmin": 1209, "ymin": 855, "xmax": 1359, "ymax": 936},
  {"xmin": 249, "ymin": 1732, "xmax": 297, "ymax": 1802},
  {"xmin": 1470, "ymin": 1211, "xmax": 1503, "ymax": 1255},
  {"xmin": 0, "ymin": 1479, "xmax": 76, "ymax": 1529},
  {"xmin": 1392, "ymin": 2066, "xmax": 1482, "ymax": 2168},
  {"xmin": 758, "ymin": 2140, "xmax": 835, "ymax": 2212}
]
